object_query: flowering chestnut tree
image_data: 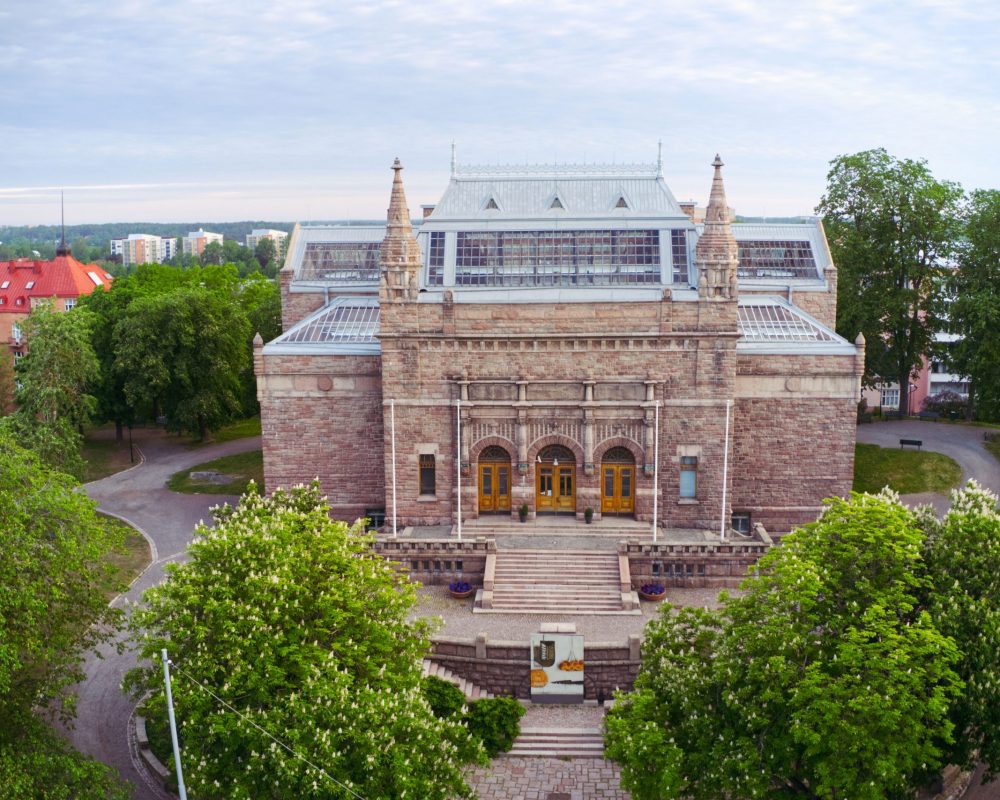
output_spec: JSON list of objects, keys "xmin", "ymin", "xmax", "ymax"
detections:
[
  {"xmin": 606, "ymin": 491, "xmax": 962, "ymax": 800},
  {"xmin": 127, "ymin": 483, "xmax": 484, "ymax": 799}
]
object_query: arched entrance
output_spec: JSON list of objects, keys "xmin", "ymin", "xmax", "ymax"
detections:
[
  {"xmin": 601, "ymin": 447, "xmax": 635, "ymax": 516},
  {"xmin": 478, "ymin": 445, "xmax": 512, "ymax": 514},
  {"xmin": 536, "ymin": 444, "xmax": 576, "ymax": 514}
]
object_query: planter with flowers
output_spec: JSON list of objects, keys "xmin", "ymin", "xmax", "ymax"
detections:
[
  {"xmin": 448, "ymin": 581, "xmax": 475, "ymax": 599},
  {"xmin": 637, "ymin": 582, "xmax": 667, "ymax": 602}
]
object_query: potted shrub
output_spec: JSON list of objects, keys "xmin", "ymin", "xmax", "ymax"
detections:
[
  {"xmin": 638, "ymin": 582, "xmax": 667, "ymax": 601},
  {"xmin": 518, "ymin": 504, "xmax": 528, "ymax": 523},
  {"xmin": 584, "ymin": 507, "xmax": 594, "ymax": 524},
  {"xmin": 448, "ymin": 581, "xmax": 475, "ymax": 599}
]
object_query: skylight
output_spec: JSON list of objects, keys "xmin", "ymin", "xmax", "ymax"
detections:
[
  {"xmin": 25, "ymin": 281, "xmax": 34, "ymax": 289},
  {"xmin": 87, "ymin": 271, "xmax": 104, "ymax": 286},
  {"xmin": 0, "ymin": 281, "xmax": 8, "ymax": 289}
]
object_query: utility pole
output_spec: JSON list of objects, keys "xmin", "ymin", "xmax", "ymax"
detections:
[{"xmin": 161, "ymin": 650, "xmax": 188, "ymax": 800}]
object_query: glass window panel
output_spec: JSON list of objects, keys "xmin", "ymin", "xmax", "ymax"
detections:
[
  {"xmin": 621, "ymin": 469, "xmax": 632, "ymax": 498},
  {"xmin": 560, "ymin": 472, "xmax": 573, "ymax": 495},
  {"xmin": 300, "ymin": 242, "xmax": 381, "ymax": 281},
  {"xmin": 498, "ymin": 467, "xmax": 509, "ymax": 496},
  {"xmin": 419, "ymin": 454, "xmax": 436, "ymax": 495},
  {"xmin": 481, "ymin": 466, "xmax": 492, "ymax": 495},
  {"xmin": 427, "ymin": 231, "xmax": 445, "ymax": 285},
  {"xmin": 737, "ymin": 240, "xmax": 818, "ymax": 279},
  {"xmin": 604, "ymin": 469, "xmax": 615, "ymax": 496}
]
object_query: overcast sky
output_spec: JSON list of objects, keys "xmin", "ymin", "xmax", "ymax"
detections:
[{"xmin": 1, "ymin": 0, "xmax": 997, "ymax": 226}]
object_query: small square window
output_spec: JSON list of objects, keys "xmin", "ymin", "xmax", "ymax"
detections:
[
  {"xmin": 455, "ymin": 560, "xmax": 463, "ymax": 572},
  {"xmin": 685, "ymin": 563, "xmax": 694, "ymax": 576},
  {"xmin": 419, "ymin": 454, "xmax": 436, "ymax": 495},
  {"xmin": 731, "ymin": 512, "xmax": 751, "ymax": 535},
  {"xmin": 422, "ymin": 560, "xmax": 430, "ymax": 571},
  {"xmin": 651, "ymin": 562, "xmax": 661, "ymax": 576},
  {"xmin": 697, "ymin": 564, "xmax": 705, "ymax": 577},
  {"xmin": 680, "ymin": 456, "xmax": 697, "ymax": 498}
]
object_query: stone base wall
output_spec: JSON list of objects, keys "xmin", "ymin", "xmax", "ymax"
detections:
[
  {"xmin": 624, "ymin": 540, "xmax": 769, "ymax": 588},
  {"xmin": 374, "ymin": 538, "xmax": 491, "ymax": 585},
  {"xmin": 428, "ymin": 634, "xmax": 642, "ymax": 700}
]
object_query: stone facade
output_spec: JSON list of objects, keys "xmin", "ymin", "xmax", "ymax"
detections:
[{"xmin": 257, "ymin": 156, "xmax": 862, "ymax": 537}]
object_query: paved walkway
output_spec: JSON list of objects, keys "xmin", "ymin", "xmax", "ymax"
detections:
[
  {"xmin": 70, "ymin": 427, "xmax": 261, "ymax": 800},
  {"xmin": 468, "ymin": 757, "xmax": 630, "ymax": 800},
  {"xmin": 856, "ymin": 420, "xmax": 1000, "ymax": 513}
]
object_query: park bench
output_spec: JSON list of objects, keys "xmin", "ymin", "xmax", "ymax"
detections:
[
  {"xmin": 918, "ymin": 411, "xmax": 940, "ymax": 421},
  {"xmin": 884, "ymin": 410, "xmax": 903, "ymax": 420},
  {"xmin": 899, "ymin": 438, "xmax": 923, "ymax": 450}
]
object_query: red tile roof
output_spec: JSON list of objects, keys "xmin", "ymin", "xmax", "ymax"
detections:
[{"xmin": 0, "ymin": 254, "xmax": 113, "ymax": 312}]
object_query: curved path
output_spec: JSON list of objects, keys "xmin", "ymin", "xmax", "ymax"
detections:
[
  {"xmin": 858, "ymin": 420, "xmax": 1000, "ymax": 799},
  {"xmin": 70, "ymin": 428, "xmax": 261, "ymax": 800},
  {"xmin": 856, "ymin": 420, "xmax": 1000, "ymax": 514}
]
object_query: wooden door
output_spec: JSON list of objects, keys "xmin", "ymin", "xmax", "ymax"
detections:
[
  {"xmin": 537, "ymin": 465, "xmax": 576, "ymax": 512},
  {"xmin": 601, "ymin": 465, "xmax": 635, "ymax": 515},
  {"xmin": 479, "ymin": 462, "xmax": 511, "ymax": 513}
]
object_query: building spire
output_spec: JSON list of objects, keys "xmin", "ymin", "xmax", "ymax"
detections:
[
  {"xmin": 379, "ymin": 158, "xmax": 423, "ymax": 303},
  {"xmin": 695, "ymin": 154, "xmax": 738, "ymax": 301},
  {"xmin": 56, "ymin": 190, "xmax": 72, "ymax": 256}
]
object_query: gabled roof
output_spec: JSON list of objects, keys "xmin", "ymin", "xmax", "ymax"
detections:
[
  {"xmin": 428, "ymin": 163, "xmax": 689, "ymax": 221},
  {"xmin": 0, "ymin": 254, "xmax": 113, "ymax": 312}
]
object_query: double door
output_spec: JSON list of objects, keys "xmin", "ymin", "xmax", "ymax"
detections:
[
  {"xmin": 601, "ymin": 464, "xmax": 634, "ymax": 515},
  {"xmin": 536, "ymin": 465, "xmax": 576, "ymax": 513},
  {"xmin": 478, "ymin": 462, "xmax": 511, "ymax": 513}
]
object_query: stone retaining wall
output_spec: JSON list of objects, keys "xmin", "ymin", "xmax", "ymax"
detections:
[
  {"xmin": 375, "ymin": 537, "xmax": 493, "ymax": 585},
  {"xmin": 623, "ymin": 539, "xmax": 769, "ymax": 588},
  {"xmin": 428, "ymin": 633, "xmax": 642, "ymax": 700}
]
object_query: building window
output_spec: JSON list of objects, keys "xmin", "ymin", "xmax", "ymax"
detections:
[
  {"xmin": 679, "ymin": 456, "xmax": 697, "ymax": 498},
  {"xmin": 670, "ymin": 229, "xmax": 689, "ymax": 284},
  {"xmin": 880, "ymin": 387, "xmax": 900, "ymax": 408},
  {"xmin": 64, "ymin": 298, "xmax": 76, "ymax": 311},
  {"xmin": 419, "ymin": 454, "xmax": 436, "ymax": 495},
  {"xmin": 427, "ymin": 232, "xmax": 445, "ymax": 286},
  {"xmin": 11, "ymin": 322, "xmax": 21, "ymax": 341},
  {"xmin": 731, "ymin": 512, "xmax": 751, "ymax": 535},
  {"xmin": 13, "ymin": 350, "xmax": 24, "ymax": 362}
]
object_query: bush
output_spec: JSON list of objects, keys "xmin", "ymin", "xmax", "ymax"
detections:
[
  {"xmin": 985, "ymin": 431, "xmax": 1000, "ymax": 443},
  {"xmin": 422, "ymin": 676, "xmax": 467, "ymax": 719},
  {"xmin": 465, "ymin": 696, "xmax": 525, "ymax": 757},
  {"xmin": 923, "ymin": 390, "xmax": 968, "ymax": 416}
]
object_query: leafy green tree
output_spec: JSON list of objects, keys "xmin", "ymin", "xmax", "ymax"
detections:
[
  {"xmin": 113, "ymin": 285, "xmax": 249, "ymax": 439},
  {"xmin": 818, "ymin": 149, "xmax": 963, "ymax": 413},
  {"xmin": 607, "ymin": 491, "xmax": 962, "ymax": 800},
  {"xmin": 945, "ymin": 190, "xmax": 1000, "ymax": 420},
  {"xmin": 0, "ymin": 433, "xmax": 130, "ymax": 797},
  {"xmin": 14, "ymin": 303, "xmax": 99, "ymax": 429},
  {"xmin": 922, "ymin": 481, "xmax": 1000, "ymax": 780},
  {"xmin": 126, "ymin": 483, "xmax": 484, "ymax": 800},
  {"xmin": 200, "ymin": 240, "xmax": 224, "ymax": 266}
]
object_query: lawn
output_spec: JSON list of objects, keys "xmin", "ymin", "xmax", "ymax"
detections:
[
  {"xmin": 853, "ymin": 443, "xmax": 963, "ymax": 494},
  {"xmin": 167, "ymin": 449, "xmax": 263, "ymax": 495},
  {"xmin": 98, "ymin": 514, "xmax": 152, "ymax": 600},
  {"xmin": 186, "ymin": 416, "xmax": 261, "ymax": 448},
  {"xmin": 985, "ymin": 439, "xmax": 1000, "ymax": 464},
  {"xmin": 82, "ymin": 433, "xmax": 137, "ymax": 482}
]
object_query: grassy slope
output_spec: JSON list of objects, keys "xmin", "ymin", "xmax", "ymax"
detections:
[
  {"xmin": 853, "ymin": 443, "xmax": 963, "ymax": 494},
  {"xmin": 167, "ymin": 449, "xmax": 263, "ymax": 495},
  {"xmin": 82, "ymin": 434, "xmax": 137, "ymax": 483},
  {"xmin": 186, "ymin": 416, "xmax": 261, "ymax": 448}
]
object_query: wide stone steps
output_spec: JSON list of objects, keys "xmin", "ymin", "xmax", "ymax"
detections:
[
  {"xmin": 487, "ymin": 549, "xmax": 631, "ymax": 614},
  {"xmin": 505, "ymin": 727, "xmax": 606, "ymax": 758},
  {"xmin": 421, "ymin": 659, "xmax": 492, "ymax": 701}
]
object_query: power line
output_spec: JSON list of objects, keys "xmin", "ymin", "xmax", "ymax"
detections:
[{"xmin": 169, "ymin": 660, "xmax": 367, "ymax": 800}]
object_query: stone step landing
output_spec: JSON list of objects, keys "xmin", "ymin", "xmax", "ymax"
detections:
[
  {"xmin": 480, "ymin": 549, "xmax": 638, "ymax": 614},
  {"xmin": 505, "ymin": 726, "xmax": 606, "ymax": 758},
  {"xmin": 421, "ymin": 659, "xmax": 492, "ymax": 701}
]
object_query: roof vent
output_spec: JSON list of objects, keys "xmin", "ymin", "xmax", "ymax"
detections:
[
  {"xmin": 484, "ymin": 197, "xmax": 500, "ymax": 210},
  {"xmin": 550, "ymin": 196, "xmax": 564, "ymax": 209},
  {"xmin": 614, "ymin": 196, "xmax": 629, "ymax": 209}
]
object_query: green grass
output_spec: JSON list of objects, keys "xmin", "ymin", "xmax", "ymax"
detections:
[
  {"xmin": 82, "ymin": 433, "xmax": 137, "ymax": 482},
  {"xmin": 985, "ymin": 440, "xmax": 1000, "ymax": 464},
  {"xmin": 167, "ymin": 449, "xmax": 263, "ymax": 495},
  {"xmin": 97, "ymin": 514, "xmax": 152, "ymax": 600},
  {"xmin": 186, "ymin": 416, "xmax": 261, "ymax": 448},
  {"xmin": 853, "ymin": 443, "xmax": 963, "ymax": 495}
]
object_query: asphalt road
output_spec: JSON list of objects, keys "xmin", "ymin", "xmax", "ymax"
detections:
[{"xmin": 68, "ymin": 427, "xmax": 261, "ymax": 800}]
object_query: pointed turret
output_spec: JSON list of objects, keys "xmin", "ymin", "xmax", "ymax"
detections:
[
  {"xmin": 55, "ymin": 190, "xmax": 72, "ymax": 257},
  {"xmin": 379, "ymin": 158, "xmax": 423, "ymax": 303},
  {"xmin": 695, "ymin": 155, "xmax": 738, "ymax": 301}
]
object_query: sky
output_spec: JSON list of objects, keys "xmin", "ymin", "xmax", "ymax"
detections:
[{"xmin": 1, "ymin": 0, "xmax": 997, "ymax": 226}]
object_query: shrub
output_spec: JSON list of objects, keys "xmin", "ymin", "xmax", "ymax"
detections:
[
  {"xmin": 422, "ymin": 676, "xmax": 467, "ymax": 719},
  {"xmin": 465, "ymin": 696, "xmax": 525, "ymax": 757},
  {"xmin": 923, "ymin": 390, "xmax": 968, "ymax": 416}
]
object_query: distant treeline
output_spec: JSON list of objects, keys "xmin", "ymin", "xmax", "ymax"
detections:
[{"xmin": 0, "ymin": 221, "xmax": 295, "ymax": 250}]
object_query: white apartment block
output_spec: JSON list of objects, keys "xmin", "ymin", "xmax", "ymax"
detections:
[
  {"xmin": 246, "ymin": 228, "xmax": 288, "ymax": 262},
  {"xmin": 112, "ymin": 234, "xmax": 173, "ymax": 266},
  {"xmin": 182, "ymin": 229, "xmax": 224, "ymax": 256}
]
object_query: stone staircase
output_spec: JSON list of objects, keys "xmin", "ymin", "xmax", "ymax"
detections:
[
  {"xmin": 480, "ymin": 549, "xmax": 638, "ymax": 614},
  {"xmin": 505, "ymin": 726, "xmax": 606, "ymax": 758},
  {"xmin": 421, "ymin": 659, "xmax": 493, "ymax": 701}
]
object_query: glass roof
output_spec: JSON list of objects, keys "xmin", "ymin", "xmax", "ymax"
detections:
[
  {"xmin": 275, "ymin": 297, "xmax": 380, "ymax": 346},
  {"xmin": 299, "ymin": 242, "xmax": 380, "ymax": 282},
  {"xmin": 738, "ymin": 299, "xmax": 839, "ymax": 343},
  {"xmin": 736, "ymin": 240, "xmax": 817, "ymax": 280}
]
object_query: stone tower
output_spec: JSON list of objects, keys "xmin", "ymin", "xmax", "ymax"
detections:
[
  {"xmin": 695, "ymin": 155, "xmax": 739, "ymax": 301},
  {"xmin": 379, "ymin": 158, "xmax": 422, "ymax": 303}
]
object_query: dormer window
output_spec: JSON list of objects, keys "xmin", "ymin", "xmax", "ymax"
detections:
[
  {"xmin": 25, "ymin": 281, "xmax": 34, "ymax": 289},
  {"xmin": 614, "ymin": 196, "xmax": 629, "ymax": 209},
  {"xmin": 484, "ymin": 197, "xmax": 500, "ymax": 210},
  {"xmin": 550, "ymin": 197, "xmax": 564, "ymax": 209},
  {"xmin": 0, "ymin": 281, "xmax": 8, "ymax": 289}
]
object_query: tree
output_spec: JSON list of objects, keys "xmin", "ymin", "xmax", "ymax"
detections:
[
  {"xmin": 923, "ymin": 481, "xmax": 1000, "ymax": 780},
  {"xmin": 14, "ymin": 303, "xmax": 99, "ymax": 429},
  {"xmin": 606, "ymin": 491, "xmax": 962, "ymax": 800},
  {"xmin": 818, "ymin": 149, "xmax": 963, "ymax": 414},
  {"xmin": 113, "ymin": 285, "xmax": 250, "ymax": 439},
  {"xmin": 200, "ymin": 240, "xmax": 224, "ymax": 266},
  {"xmin": 0, "ymin": 433, "xmax": 130, "ymax": 798},
  {"xmin": 237, "ymin": 274, "xmax": 281, "ymax": 415},
  {"xmin": 945, "ymin": 190, "xmax": 1000, "ymax": 420},
  {"xmin": 126, "ymin": 483, "xmax": 483, "ymax": 800},
  {"xmin": 254, "ymin": 237, "xmax": 277, "ymax": 273}
]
